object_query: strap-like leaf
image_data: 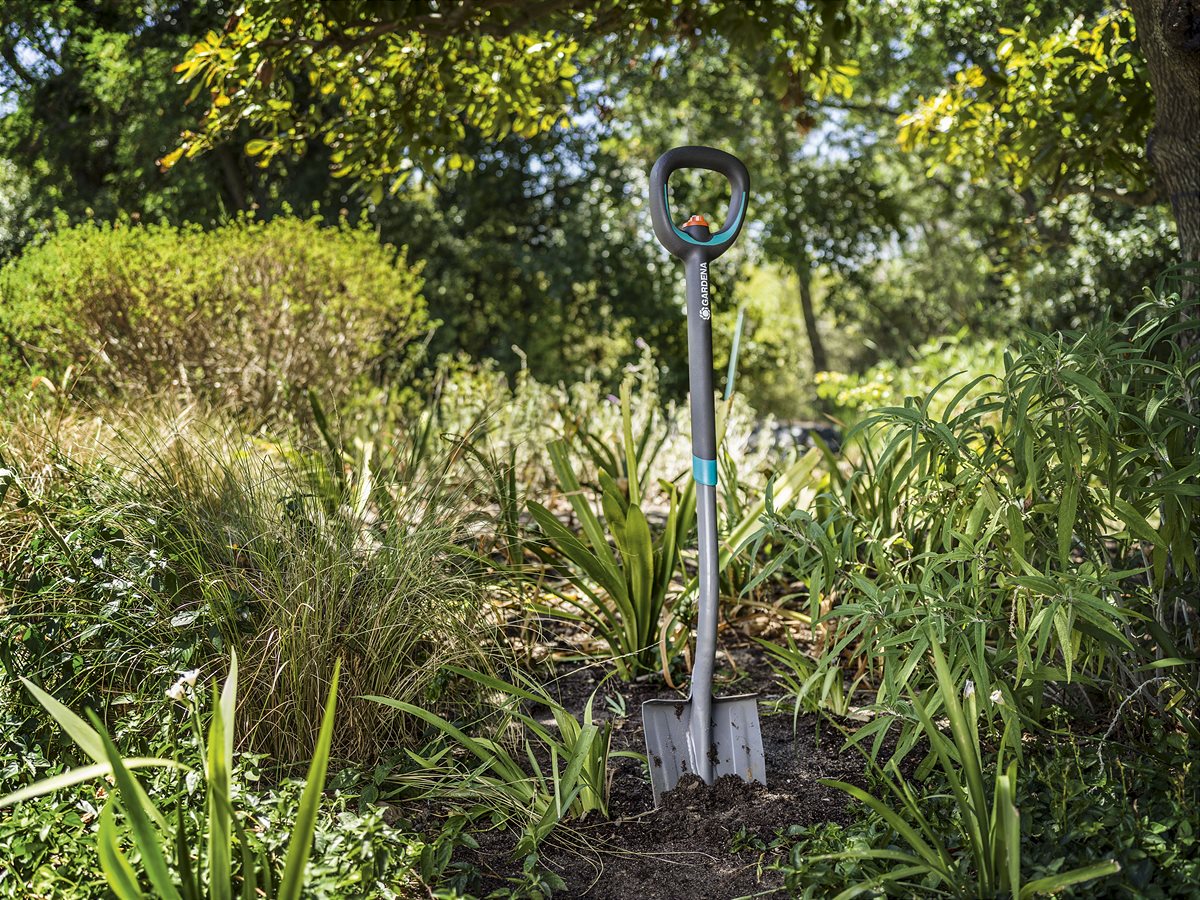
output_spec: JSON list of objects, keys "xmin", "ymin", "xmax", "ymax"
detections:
[
  {"xmin": 277, "ymin": 658, "xmax": 341, "ymax": 900},
  {"xmin": 92, "ymin": 712, "xmax": 181, "ymax": 900},
  {"xmin": 98, "ymin": 801, "xmax": 145, "ymax": 900}
]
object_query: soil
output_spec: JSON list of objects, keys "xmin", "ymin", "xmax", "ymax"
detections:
[{"xmin": 463, "ymin": 644, "xmax": 892, "ymax": 900}]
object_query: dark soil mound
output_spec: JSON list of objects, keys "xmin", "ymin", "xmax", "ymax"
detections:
[{"xmin": 468, "ymin": 649, "xmax": 885, "ymax": 899}]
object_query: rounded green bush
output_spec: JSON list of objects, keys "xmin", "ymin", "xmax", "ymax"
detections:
[{"xmin": 0, "ymin": 216, "xmax": 426, "ymax": 410}]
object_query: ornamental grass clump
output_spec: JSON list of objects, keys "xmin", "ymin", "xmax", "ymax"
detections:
[
  {"xmin": 124, "ymin": 413, "xmax": 498, "ymax": 766},
  {"xmin": 1, "ymin": 398, "xmax": 502, "ymax": 768}
]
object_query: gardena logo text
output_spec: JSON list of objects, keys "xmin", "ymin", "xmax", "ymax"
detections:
[{"xmin": 698, "ymin": 262, "xmax": 710, "ymax": 320}]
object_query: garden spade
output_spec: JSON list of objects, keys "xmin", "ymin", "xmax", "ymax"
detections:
[{"xmin": 642, "ymin": 146, "xmax": 765, "ymax": 806}]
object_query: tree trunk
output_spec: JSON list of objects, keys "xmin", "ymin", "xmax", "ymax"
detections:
[
  {"xmin": 770, "ymin": 112, "xmax": 830, "ymax": 374},
  {"xmin": 1130, "ymin": 0, "xmax": 1200, "ymax": 269},
  {"xmin": 1130, "ymin": 0, "xmax": 1200, "ymax": 380},
  {"xmin": 215, "ymin": 145, "xmax": 249, "ymax": 212},
  {"xmin": 796, "ymin": 260, "xmax": 828, "ymax": 373}
]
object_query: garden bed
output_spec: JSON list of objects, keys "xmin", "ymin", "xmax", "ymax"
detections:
[{"xmin": 466, "ymin": 648, "xmax": 882, "ymax": 899}]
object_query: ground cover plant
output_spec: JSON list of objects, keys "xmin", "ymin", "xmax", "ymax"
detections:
[{"xmin": 3, "ymin": 2, "xmax": 1200, "ymax": 897}]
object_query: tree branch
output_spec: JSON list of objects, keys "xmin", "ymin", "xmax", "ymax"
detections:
[
  {"xmin": 1052, "ymin": 182, "xmax": 1164, "ymax": 207},
  {"xmin": 817, "ymin": 98, "xmax": 902, "ymax": 117},
  {"xmin": 0, "ymin": 39, "xmax": 36, "ymax": 87}
]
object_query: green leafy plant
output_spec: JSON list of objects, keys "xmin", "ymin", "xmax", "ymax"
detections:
[
  {"xmin": 528, "ymin": 381, "xmax": 695, "ymax": 679},
  {"xmin": 567, "ymin": 377, "xmax": 676, "ymax": 493},
  {"xmin": 0, "ymin": 654, "xmax": 341, "ymax": 899},
  {"xmin": 757, "ymin": 632, "xmax": 864, "ymax": 721},
  {"xmin": 118, "ymin": 408, "xmax": 495, "ymax": 766},
  {"xmin": 369, "ymin": 666, "xmax": 627, "ymax": 855},
  {"xmin": 757, "ymin": 291, "xmax": 1199, "ymax": 763},
  {"xmin": 820, "ymin": 640, "xmax": 1120, "ymax": 899}
]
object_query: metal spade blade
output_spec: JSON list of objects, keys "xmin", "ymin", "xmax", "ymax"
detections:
[{"xmin": 643, "ymin": 693, "xmax": 765, "ymax": 806}]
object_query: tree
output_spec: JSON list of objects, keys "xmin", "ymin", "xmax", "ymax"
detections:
[
  {"xmin": 1128, "ymin": 0, "xmax": 1200, "ymax": 271},
  {"xmin": 894, "ymin": 0, "xmax": 1199, "ymax": 276},
  {"xmin": 896, "ymin": 7, "xmax": 1156, "ymax": 206},
  {"xmin": 0, "ymin": 1, "xmax": 241, "ymax": 247},
  {"xmin": 0, "ymin": 0, "xmax": 339, "ymax": 255},
  {"xmin": 374, "ymin": 123, "xmax": 687, "ymax": 390},
  {"xmin": 164, "ymin": 0, "xmax": 856, "ymax": 192}
]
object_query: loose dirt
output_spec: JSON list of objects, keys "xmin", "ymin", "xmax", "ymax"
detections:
[{"xmin": 466, "ymin": 647, "xmax": 889, "ymax": 899}]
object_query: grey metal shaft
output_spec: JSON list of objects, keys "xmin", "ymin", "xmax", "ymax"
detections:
[
  {"xmin": 684, "ymin": 239, "xmax": 719, "ymax": 784},
  {"xmin": 691, "ymin": 483, "xmax": 719, "ymax": 782}
]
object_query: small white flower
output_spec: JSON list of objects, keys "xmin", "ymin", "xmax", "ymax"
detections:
[
  {"xmin": 990, "ymin": 689, "xmax": 1004, "ymax": 705},
  {"xmin": 963, "ymin": 680, "xmax": 975, "ymax": 699},
  {"xmin": 166, "ymin": 670, "xmax": 199, "ymax": 703}
]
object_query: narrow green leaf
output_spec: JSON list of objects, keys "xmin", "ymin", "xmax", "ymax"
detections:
[
  {"xmin": 1018, "ymin": 860, "xmax": 1120, "ymax": 899},
  {"xmin": 18, "ymin": 678, "xmax": 169, "ymax": 829},
  {"xmin": 0, "ymin": 759, "xmax": 181, "ymax": 809},
  {"xmin": 98, "ymin": 801, "xmax": 145, "ymax": 900},
  {"xmin": 91, "ymin": 713, "xmax": 180, "ymax": 900},
  {"xmin": 1058, "ymin": 476, "xmax": 1079, "ymax": 565},
  {"xmin": 278, "ymin": 658, "xmax": 341, "ymax": 900},
  {"xmin": 208, "ymin": 654, "xmax": 237, "ymax": 900}
]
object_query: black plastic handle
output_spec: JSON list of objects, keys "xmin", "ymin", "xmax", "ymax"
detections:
[{"xmin": 649, "ymin": 146, "xmax": 750, "ymax": 261}]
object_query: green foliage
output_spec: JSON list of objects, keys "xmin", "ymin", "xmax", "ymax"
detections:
[
  {"xmin": 0, "ymin": 216, "xmax": 426, "ymax": 411},
  {"xmin": 775, "ymin": 727, "xmax": 1198, "ymax": 899},
  {"xmin": 0, "ymin": 2, "xmax": 258, "ymax": 254},
  {"xmin": 384, "ymin": 130, "xmax": 685, "ymax": 391},
  {"xmin": 167, "ymin": 0, "xmax": 855, "ymax": 189},
  {"xmin": 820, "ymin": 640, "xmax": 1120, "ymax": 898},
  {"xmin": 1, "ymin": 653, "xmax": 341, "ymax": 899},
  {"xmin": 529, "ymin": 381, "xmax": 695, "ymax": 680},
  {"xmin": 757, "ymin": 632, "xmax": 863, "ymax": 721},
  {"xmin": 816, "ymin": 333, "xmax": 1005, "ymax": 420},
  {"xmin": 1017, "ymin": 730, "xmax": 1199, "ymax": 898},
  {"xmin": 758, "ymin": 289, "xmax": 1200, "ymax": 763},
  {"xmin": 1, "ymin": 401, "xmax": 498, "ymax": 767},
  {"xmin": 123, "ymin": 413, "xmax": 498, "ymax": 767},
  {"xmin": 898, "ymin": 8, "xmax": 1153, "ymax": 200},
  {"xmin": 369, "ymin": 666, "xmax": 624, "ymax": 858}
]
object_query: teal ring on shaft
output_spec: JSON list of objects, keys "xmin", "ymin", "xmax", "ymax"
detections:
[{"xmin": 692, "ymin": 456, "xmax": 718, "ymax": 486}]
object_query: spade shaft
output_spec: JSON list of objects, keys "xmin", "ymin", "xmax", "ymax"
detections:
[{"xmin": 684, "ymin": 240, "xmax": 720, "ymax": 785}]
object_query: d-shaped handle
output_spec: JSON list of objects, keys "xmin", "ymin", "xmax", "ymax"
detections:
[{"xmin": 649, "ymin": 146, "xmax": 750, "ymax": 260}]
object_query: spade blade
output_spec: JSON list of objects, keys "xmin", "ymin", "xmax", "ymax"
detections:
[{"xmin": 642, "ymin": 694, "xmax": 765, "ymax": 806}]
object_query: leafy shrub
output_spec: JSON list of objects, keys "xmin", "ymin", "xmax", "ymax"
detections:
[
  {"xmin": 372, "ymin": 666, "xmax": 626, "ymax": 859},
  {"xmin": 821, "ymin": 640, "xmax": 1119, "ymax": 898},
  {"xmin": 815, "ymin": 331, "xmax": 1003, "ymax": 421},
  {"xmin": 433, "ymin": 341, "xmax": 780, "ymax": 502},
  {"xmin": 778, "ymin": 707, "xmax": 1198, "ymax": 898},
  {"xmin": 0, "ymin": 216, "xmax": 426, "ymax": 411},
  {"xmin": 759, "ymin": 286, "xmax": 1199, "ymax": 761}
]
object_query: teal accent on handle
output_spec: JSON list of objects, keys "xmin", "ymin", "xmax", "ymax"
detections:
[
  {"xmin": 692, "ymin": 456, "xmax": 718, "ymax": 486},
  {"xmin": 665, "ymin": 186, "xmax": 747, "ymax": 246}
]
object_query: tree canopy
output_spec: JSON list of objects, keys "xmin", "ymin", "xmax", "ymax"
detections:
[
  {"xmin": 1, "ymin": 0, "xmax": 1192, "ymax": 397},
  {"xmin": 165, "ymin": 0, "xmax": 857, "ymax": 195}
]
